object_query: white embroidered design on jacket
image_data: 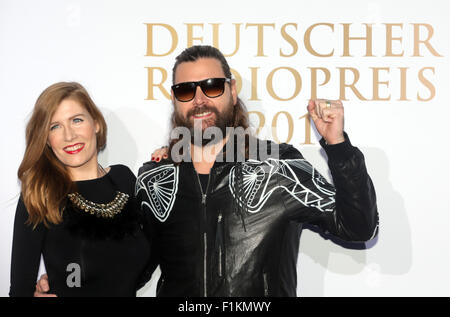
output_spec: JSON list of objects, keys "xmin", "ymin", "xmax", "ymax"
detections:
[
  {"xmin": 136, "ymin": 165, "xmax": 179, "ymax": 222},
  {"xmin": 229, "ymin": 158, "xmax": 335, "ymax": 213}
]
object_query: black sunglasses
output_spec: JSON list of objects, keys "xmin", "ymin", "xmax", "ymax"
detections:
[{"xmin": 171, "ymin": 77, "xmax": 231, "ymax": 102}]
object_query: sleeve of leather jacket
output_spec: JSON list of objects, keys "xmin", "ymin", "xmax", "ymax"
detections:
[
  {"xmin": 134, "ymin": 162, "xmax": 160, "ymax": 290},
  {"xmin": 134, "ymin": 202, "xmax": 160, "ymax": 291},
  {"xmin": 280, "ymin": 133, "xmax": 378, "ymax": 242}
]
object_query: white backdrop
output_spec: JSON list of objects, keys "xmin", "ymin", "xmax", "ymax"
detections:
[{"xmin": 1, "ymin": 0, "xmax": 450, "ymax": 297}]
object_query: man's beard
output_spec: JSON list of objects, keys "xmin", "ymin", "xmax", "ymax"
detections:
[{"xmin": 173, "ymin": 102, "xmax": 235, "ymax": 146}]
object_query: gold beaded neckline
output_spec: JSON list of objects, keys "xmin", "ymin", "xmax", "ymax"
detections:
[{"xmin": 67, "ymin": 191, "xmax": 129, "ymax": 219}]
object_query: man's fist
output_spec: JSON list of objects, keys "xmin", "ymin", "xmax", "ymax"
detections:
[{"xmin": 307, "ymin": 99, "xmax": 345, "ymax": 145}]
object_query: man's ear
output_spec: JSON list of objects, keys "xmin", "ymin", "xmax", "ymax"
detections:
[
  {"xmin": 231, "ymin": 78, "xmax": 238, "ymax": 105},
  {"xmin": 171, "ymin": 89, "xmax": 176, "ymax": 104}
]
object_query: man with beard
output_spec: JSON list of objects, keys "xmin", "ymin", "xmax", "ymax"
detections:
[{"xmin": 134, "ymin": 45, "xmax": 379, "ymax": 297}]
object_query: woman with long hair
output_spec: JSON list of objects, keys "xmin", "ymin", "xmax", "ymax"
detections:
[{"xmin": 10, "ymin": 82, "xmax": 152, "ymax": 296}]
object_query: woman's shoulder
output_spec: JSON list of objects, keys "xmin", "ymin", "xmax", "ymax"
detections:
[{"xmin": 107, "ymin": 164, "xmax": 136, "ymax": 183}]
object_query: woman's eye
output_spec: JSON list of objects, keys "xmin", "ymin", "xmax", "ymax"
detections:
[
  {"xmin": 73, "ymin": 118, "xmax": 83, "ymax": 123},
  {"xmin": 50, "ymin": 124, "xmax": 59, "ymax": 131}
]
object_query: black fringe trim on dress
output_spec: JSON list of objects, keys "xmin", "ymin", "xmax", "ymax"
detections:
[{"xmin": 63, "ymin": 197, "xmax": 144, "ymax": 241}]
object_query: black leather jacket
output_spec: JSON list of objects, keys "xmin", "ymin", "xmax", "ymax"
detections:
[{"xmin": 136, "ymin": 135, "xmax": 378, "ymax": 297}]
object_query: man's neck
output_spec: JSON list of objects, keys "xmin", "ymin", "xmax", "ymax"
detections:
[{"xmin": 191, "ymin": 135, "xmax": 229, "ymax": 174}]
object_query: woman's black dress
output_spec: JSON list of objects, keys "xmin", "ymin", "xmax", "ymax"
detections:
[{"xmin": 9, "ymin": 165, "xmax": 151, "ymax": 297}]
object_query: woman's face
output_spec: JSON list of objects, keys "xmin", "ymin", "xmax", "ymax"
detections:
[{"xmin": 47, "ymin": 98, "xmax": 99, "ymax": 173}]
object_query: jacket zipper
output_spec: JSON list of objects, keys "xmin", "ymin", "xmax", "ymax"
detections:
[
  {"xmin": 263, "ymin": 272, "xmax": 269, "ymax": 297},
  {"xmin": 195, "ymin": 171, "xmax": 211, "ymax": 297},
  {"xmin": 217, "ymin": 213, "xmax": 223, "ymax": 277}
]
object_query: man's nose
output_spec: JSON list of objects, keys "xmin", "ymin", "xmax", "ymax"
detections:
[{"xmin": 193, "ymin": 85, "xmax": 207, "ymax": 105}]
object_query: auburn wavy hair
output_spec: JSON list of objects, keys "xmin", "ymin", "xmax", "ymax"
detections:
[{"xmin": 18, "ymin": 82, "xmax": 107, "ymax": 227}]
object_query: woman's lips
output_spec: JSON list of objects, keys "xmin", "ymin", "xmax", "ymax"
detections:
[{"xmin": 63, "ymin": 143, "xmax": 85, "ymax": 154}]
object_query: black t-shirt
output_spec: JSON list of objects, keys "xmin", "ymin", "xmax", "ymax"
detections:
[
  {"xmin": 9, "ymin": 165, "xmax": 151, "ymax": 297},
  {"xmin": 198, "ymin": 173, "xmax": 210, "ymax": 194}
]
